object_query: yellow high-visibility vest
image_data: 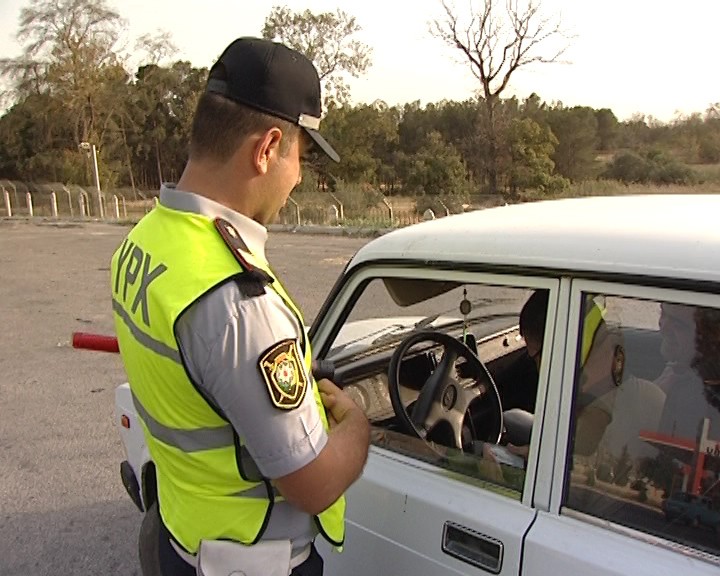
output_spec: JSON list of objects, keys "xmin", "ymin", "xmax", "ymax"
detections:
[{"xmin": 110, "ymin": 203, "xmax": 345, "ymax": 553}]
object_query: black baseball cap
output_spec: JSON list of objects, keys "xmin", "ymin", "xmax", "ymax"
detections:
[{"xmin": 206, "ymin": 37, "xmax": 340, "ymax": 162}]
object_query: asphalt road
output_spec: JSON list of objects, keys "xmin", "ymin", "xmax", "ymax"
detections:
[{"xmin": 0, "ymin": 219, "xmax": 370, "ymax": 576}]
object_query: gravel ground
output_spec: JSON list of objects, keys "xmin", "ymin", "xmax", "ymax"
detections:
[{"xmin": 0, "ymin": 218, "xmax": 369, "ymax": 576}]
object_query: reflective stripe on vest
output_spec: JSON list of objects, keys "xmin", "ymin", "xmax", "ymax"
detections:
[{"xmin": 110, "ymin": 204, "xmax": 345, "ymax": 552}]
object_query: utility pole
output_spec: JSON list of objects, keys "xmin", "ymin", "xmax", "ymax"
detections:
[{"xmin": 79, "ymin": 142, "xmax": 104, "ymax": 219}]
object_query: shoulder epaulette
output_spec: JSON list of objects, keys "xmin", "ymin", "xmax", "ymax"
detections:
[{"xmin": 214, "ymin": 217, "xmax": 273, "ymax": 286}]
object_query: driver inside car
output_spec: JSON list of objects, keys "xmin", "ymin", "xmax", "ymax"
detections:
[{"xmin": 481, "ymin": 289, "xmax": 548, "ymax": 467}]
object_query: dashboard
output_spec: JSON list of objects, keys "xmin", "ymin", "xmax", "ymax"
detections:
[{"xmin": 338, "ymin": 325, "xmax": 525, "ymax": 426}]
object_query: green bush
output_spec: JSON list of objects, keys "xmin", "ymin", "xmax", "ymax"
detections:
[
  {"xmin": 699, "ymin": 134, "xmax": 720, "ymax": 163},
  {"xmin": 603, "ymin": 150, "xmax": 696, "ymax": 185},
  {"xmin": 603, "ymin": 152, "xmax": 648, "ymax": 183}
]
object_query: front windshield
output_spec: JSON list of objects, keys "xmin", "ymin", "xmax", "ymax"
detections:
[{"xmin": 328, "ymin": 276, "xmax": 533, "ymax": 361}]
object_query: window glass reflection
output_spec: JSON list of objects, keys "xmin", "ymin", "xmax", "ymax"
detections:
[{"xmin": 566, "ymin": 295, "xmax": 720, "ymax": 557}]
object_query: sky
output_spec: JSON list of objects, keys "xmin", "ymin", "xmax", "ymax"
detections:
[{"xmin": 0, "ymin": 0, "xmax": 718, "ymax": 122}]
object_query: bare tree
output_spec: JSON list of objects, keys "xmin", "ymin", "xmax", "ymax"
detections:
[
  {"xmin": 135, "ymin": 31, "xmax": 178, "ymax": 66},
  {"xmin": 432, "ymin": 0, "xmax": 569, "ymax": 194},
  {"xmin": 706, "ymin": 103, "xmax": 720, "ymax": 120}
]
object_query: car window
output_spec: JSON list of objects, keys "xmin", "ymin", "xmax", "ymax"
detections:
[
  {"xmin": 327, "ymin": 274, "xmax": 553, "ymax": 500},
  {"xmin": 564, "ymin": 292, "xmax": 720, "ymax": 557}
]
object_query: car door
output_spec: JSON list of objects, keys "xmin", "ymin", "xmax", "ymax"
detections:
[
  {"xmin": 312, "ymin": 266, "xmax": 563, "ymax": 575},
  {"xmin": 523, "ymin": 279, "xmax": 720, "ymax": 576},
  {"xmin": 319, "ymin": 448, "xmax": 535, "ymax": 576}
]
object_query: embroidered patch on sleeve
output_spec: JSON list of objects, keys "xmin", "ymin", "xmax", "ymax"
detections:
[{"xmin": 258, "ymin": 339, "xmax": 308, "ymax": 410}]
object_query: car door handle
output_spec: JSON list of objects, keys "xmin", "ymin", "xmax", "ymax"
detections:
[{"xmin": 442, "ymin": 522, "xmax": 503, "ymax": 574}]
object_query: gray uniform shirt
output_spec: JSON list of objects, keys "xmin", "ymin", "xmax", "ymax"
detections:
[{"xmin": 161, "ymin": 185, "xmax": 327, "ymax": 554}]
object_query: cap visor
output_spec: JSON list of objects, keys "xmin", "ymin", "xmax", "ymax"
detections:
[{"xmin": 305, "ymin": 128, "xmax": 340, "ymax": 163}]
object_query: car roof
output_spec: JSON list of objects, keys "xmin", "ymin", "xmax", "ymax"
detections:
[{"xmin": 348, "ymin": 194, "xmax": 720, "ymax": 285}]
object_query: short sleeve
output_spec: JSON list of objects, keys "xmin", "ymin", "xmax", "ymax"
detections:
[{"xmin": 175, "ymin": 280, "xmax": 328, "ymax": 479}]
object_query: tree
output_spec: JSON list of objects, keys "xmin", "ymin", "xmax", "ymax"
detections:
[
  {"xmin": 0, "ymin": 92, "xmax": 79, "ymax": 181},
  {"xmin": 595, "ymin": 108, "xmax": 620, "ymax": 151},
  {"xmin": 1, "ymin": 0, "xmax": 127, "ymax": 144},
  {"xmin": 400, "ymin": 130, "xmax": 474, "ymax": 210},
  {"xmin": 396, "ymin": 99, "xmax": 488, "ymax": 185},
  {"xmin": 261, "ymin": 6, "xmax": 372, "ymax": 106},
  {"xmin": 434, "ymin": 99, "xmax": 487, "ymax": 182},
  {"xmin": 0, "ymin": 0, "xmax": 133, "ymax": 186},
  {"xmin": 432, "ymin": 0, "xmax": 568, "ymax": 194},
  {"xmin": 0, "ymin": 0, "xmax": 216, "ymax": 190},
  {"xmin": 127, "ymin": 61, "xmax": 206, "ymax": 188},
  {"xmin": 520, "ymin": 92, "xmax": 548, "ymax": 123},
  {"xmin": 507, "ymin": 116, "xmax": 567, "ymax": 194},
  {"xmin": 617, "ymin": 114, "xmax": 655, "ymax": 150},
  {"xmin": 699, "ymin": 105, "xmax": 720, "ymax": 163},
  {"xmin": 546, "ymin": 105, "xmax": 599, "ymax": 181},
  {"xmin": 398, "ymin": 101, "xmax": 440, "ymax": 156},
  {"xmin": 320, "ymin": 101, "xmax": 400, "ymax": 186}
]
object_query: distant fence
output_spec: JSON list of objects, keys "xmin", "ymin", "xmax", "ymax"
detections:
[
  {"xmin": 275, "ymin": 199, "xmax": 424, "ymax": 228},
  {"xmin": 0, "ymin": 181, "xmax": 158, "ymax": 221},
  {"xmin": 276, "ymin": 193, "xmax": 505, "ymax": 228},
  {"xmin": 0, "ymin": 180, "xmax": 505, "ymax": 227}
]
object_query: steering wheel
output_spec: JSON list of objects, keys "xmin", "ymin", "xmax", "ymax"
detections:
[{"xmin": 388, "ymin": 330, "xmax": 503, "ymax": 450}]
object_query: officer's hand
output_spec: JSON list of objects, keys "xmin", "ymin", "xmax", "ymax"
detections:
[{"xmin": 317, "ymin": 378, "xmax": 359, "ymax": 428}]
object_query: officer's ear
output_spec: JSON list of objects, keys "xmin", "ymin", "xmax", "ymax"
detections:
[{"xmin": 253, "ymin": 128, "xmax": 282, "ymax": 175}]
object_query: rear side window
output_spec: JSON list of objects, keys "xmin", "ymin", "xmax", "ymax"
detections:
[{"xmin": 564, "ymin": 293, "xmax": 720, "ymax": 557}]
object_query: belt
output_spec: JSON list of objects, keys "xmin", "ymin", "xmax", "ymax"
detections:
[
  {"xmin": 170, "ymin": 539, "xmax": 312, "ymax": 572},
  {"xmin": 291, "ymin": 544, "xmax": 312, "ymax": 568}
]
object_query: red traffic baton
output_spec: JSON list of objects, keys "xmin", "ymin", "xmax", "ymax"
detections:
[{"xmin": 72, "ymin": 332, "xmax": 120, "ymax": 353}]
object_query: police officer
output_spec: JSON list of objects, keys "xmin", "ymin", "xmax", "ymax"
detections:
[{"xmin": 110, "ymin": 37, "xmax": 370, "ymax": 576}]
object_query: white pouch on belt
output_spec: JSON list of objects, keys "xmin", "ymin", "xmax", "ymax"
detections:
[{"xmin": 196, "ymin": 539, "xmax": 292, "ymax": 576}]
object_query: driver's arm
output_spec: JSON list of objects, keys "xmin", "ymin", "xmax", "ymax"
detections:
[{"xmin": 506, "ymin": 443, "xmax": 530, "ymax": 458}]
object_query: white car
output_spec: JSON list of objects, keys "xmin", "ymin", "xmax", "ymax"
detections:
[{"xmin": 116, "ymin": 194, "xmax": 720, "ymax": 575}]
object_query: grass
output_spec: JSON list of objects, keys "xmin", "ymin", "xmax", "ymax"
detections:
[
  {"xmin": 519, "ymin": 179, "xmax": 720, "ymax": 203},
  {"xmin": 570, "ymin": 180, "xmax": 720, "ymax": 197},
  {"xmin": 692, "ymin": 163, "xmax": 720, "ymax": 183}
]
